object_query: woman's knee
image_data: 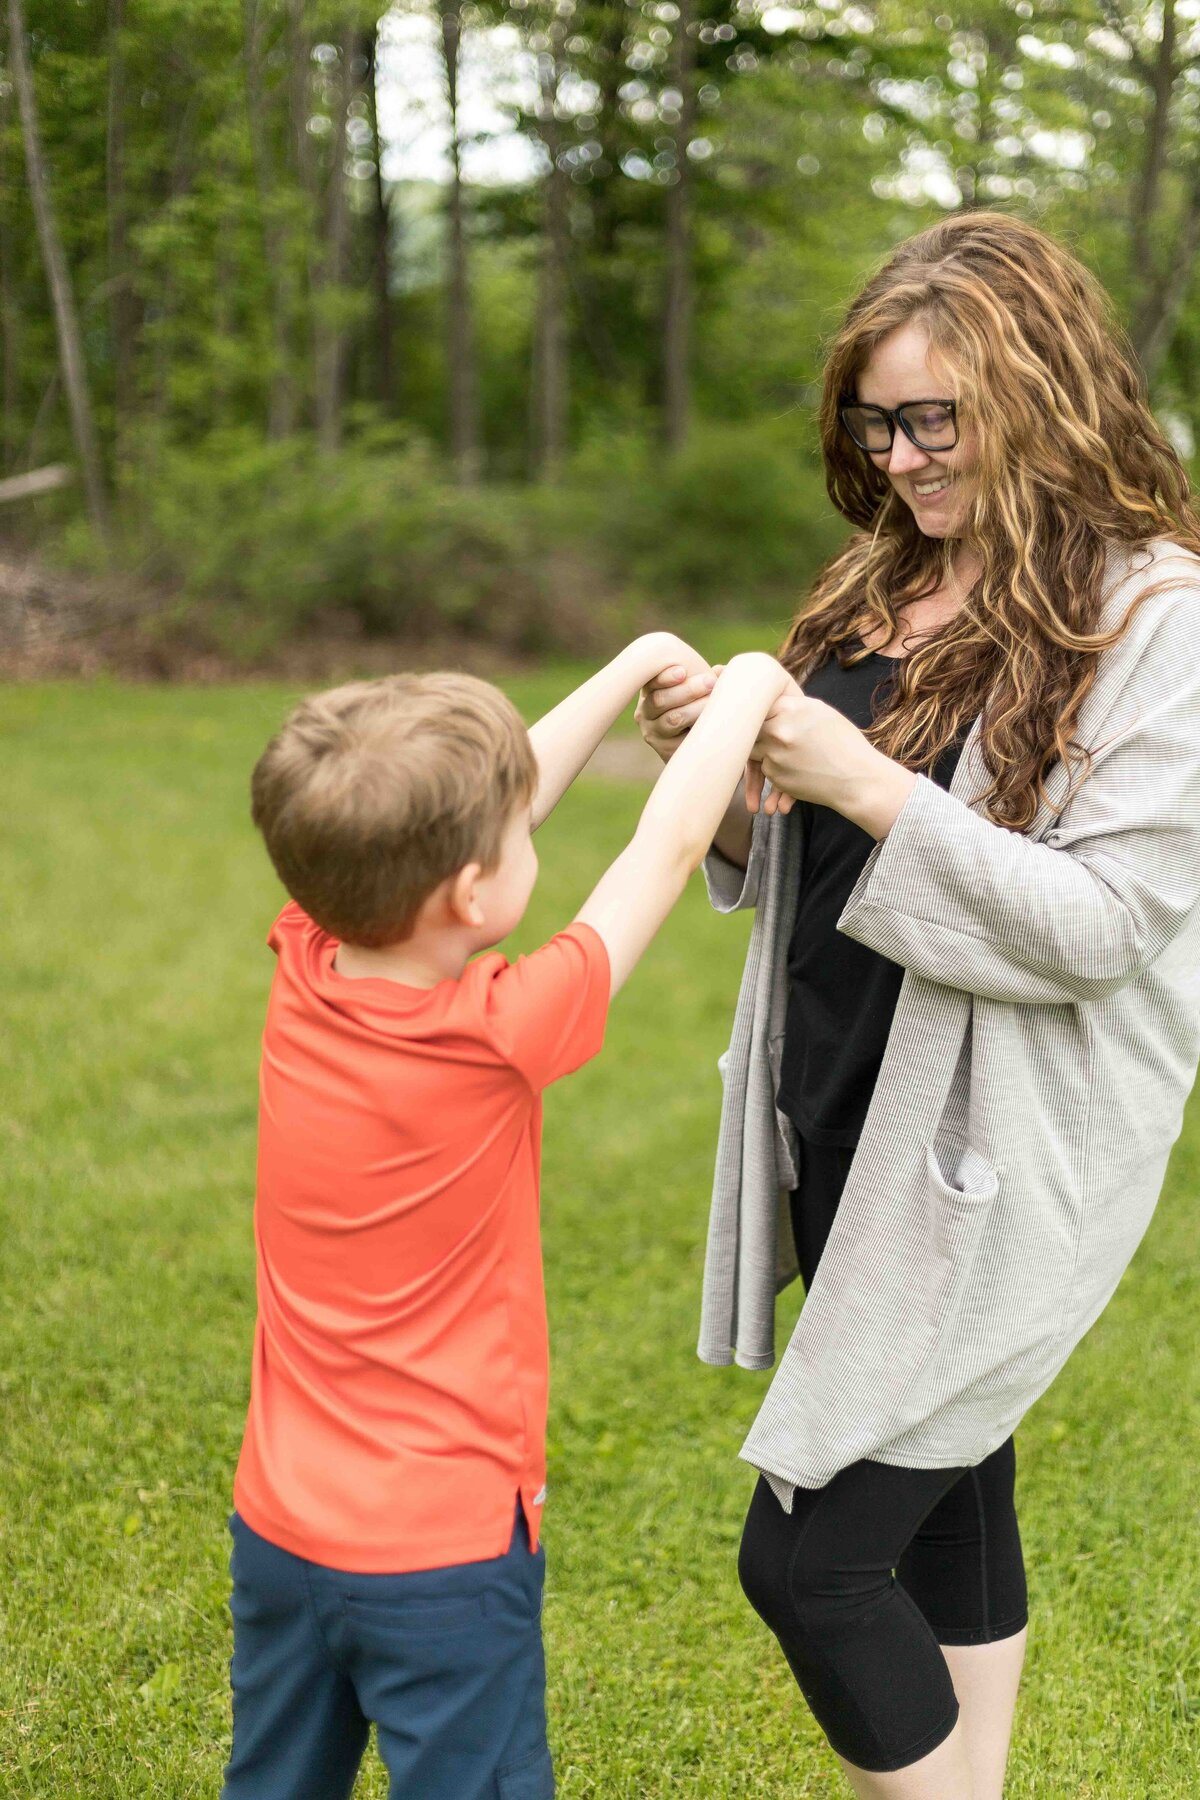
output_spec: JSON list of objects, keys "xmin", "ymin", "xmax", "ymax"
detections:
[
  {"xmin": 739, "ymin": 1478, "xmax": 889, "ymax": 1649},
  {"xmin": 738, "ymin": 1479, "xmax": 798, "ymax": 1636}
]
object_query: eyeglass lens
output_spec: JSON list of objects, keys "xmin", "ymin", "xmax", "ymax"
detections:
[{"xmin": 843, "ymin": 402, "xmax": 956, "ymax": 453}]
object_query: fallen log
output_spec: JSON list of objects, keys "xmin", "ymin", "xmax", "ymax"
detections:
[{"xmin": 0, "ymin": 464, "xmax": 73, "ymax": 504}]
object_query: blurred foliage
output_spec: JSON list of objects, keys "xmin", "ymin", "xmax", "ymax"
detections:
[
  {"xmin": 2, "ymin": 1, "xmax": 1199, "ymax": 653},
  {"xmin": 53, "ymin": 418, "xmax": 841, "ymax": 661}
]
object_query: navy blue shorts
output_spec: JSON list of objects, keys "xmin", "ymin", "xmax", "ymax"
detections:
[{"xmin": 222, "ymin": 1506, "xmax": 553, "ymax": 1800}]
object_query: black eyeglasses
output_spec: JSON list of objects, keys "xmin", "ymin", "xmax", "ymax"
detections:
[{"xmin": 839, "ymin": 399, "xmax": 958, "ymax": 455}]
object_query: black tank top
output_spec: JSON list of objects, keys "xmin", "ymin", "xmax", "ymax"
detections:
[{"xmin": 776, "ymin": 651, "xmax": 962, "ymax": 1148}]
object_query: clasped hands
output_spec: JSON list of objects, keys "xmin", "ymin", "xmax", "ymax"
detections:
[{"xmin": 635, "ymin": 649, "xmax": 917, "ymax": 840}]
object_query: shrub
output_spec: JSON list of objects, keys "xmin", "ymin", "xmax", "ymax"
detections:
[
  {"xmin": 92, "ymin": 428, "xmax": 574, "ymax": 659},
  {"xmin": 34, "ymin": 415, "xmax": 849, "ymax": 663}
]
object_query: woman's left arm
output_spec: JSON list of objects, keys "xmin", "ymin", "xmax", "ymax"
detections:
[{"xmin": 759, "ymin": 598, "xmax": 1200, "ymax": 1006}]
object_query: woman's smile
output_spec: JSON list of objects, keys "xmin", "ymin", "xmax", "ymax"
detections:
[{"xmin": 856, "ymin": 320, "xmax": 976, "ymax": 536}]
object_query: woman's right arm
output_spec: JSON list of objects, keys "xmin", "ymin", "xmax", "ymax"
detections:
[
  {"xmin": 635, "ymin": 667, "xmax": 754, "ymax": 869},
  {"xmin": 709, "ymin": 784, "xmax": 754, "ymax": 871}
]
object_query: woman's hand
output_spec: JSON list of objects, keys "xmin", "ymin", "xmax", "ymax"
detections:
[
  {"xmin": 635, "ymin": 659, "xmax": 719, "ymax": 763},
  {"xmin": 747, "ymin": 685, "xmax": 918, "ymax": 841}
]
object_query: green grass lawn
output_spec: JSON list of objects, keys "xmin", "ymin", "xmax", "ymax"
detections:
[{"xmin": 1, "ymin": 677, "xmax": 1198, "ymax": 1798}]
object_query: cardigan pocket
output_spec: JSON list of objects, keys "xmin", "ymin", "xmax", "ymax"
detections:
[{"xmin": 925, "ymin": 1141, "xmax": 999, "ymax": 1267}]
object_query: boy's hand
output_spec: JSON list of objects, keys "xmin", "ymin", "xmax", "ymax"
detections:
[
  {"xmin": 577, "ymin": 652, "xmax": 792, "ymax": 995},
  {"xmin": 744, "ymin": 673, "xmax": 803, "ymax": 817},
  {"xmin": 527, "ymin": 632, "xmax": 712, "ymax": 830}
]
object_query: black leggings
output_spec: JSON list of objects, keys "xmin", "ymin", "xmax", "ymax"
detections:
[{"xmin": 736, "ymin": 1142, "xmax": 1029, "ymax": 1773}]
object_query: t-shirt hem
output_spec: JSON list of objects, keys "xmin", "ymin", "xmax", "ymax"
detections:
[
  {"xmin": 775, "ymin": 1090, "xmax": 862, "ymax": 1150},
  {"xmin": 233, "ymin": 1488, "xmax": 532, "ymax": 1575}
]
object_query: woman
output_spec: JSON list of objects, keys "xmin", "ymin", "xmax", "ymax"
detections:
[{"xmin": 637, "ymin": 212, "xmax": 1200, "ymax": 1799}]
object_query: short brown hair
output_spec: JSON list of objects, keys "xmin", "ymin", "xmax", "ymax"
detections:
[{"xmin": 251, "ymin": 672, "xmax": 537, "ymax": 946}]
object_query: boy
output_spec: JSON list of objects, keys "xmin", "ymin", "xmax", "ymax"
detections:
[{"xmin": 225, "ymin": 635, "xmax": 790, "ymax": 1800}]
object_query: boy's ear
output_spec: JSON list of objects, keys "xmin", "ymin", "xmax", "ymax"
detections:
[{"xmin": 447, "ymin": 862, "xmax": 485, "ymax": 930}]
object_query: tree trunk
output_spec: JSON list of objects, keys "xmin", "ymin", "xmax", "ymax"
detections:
[
  {"xmin": 366, "ymin": 29, "xmax": 396, "ymax": 410},
  {"xmin": 0, "ymin": 79, "xmax": 20, "ymax": 472},
  {"xmin": 149, "ymin": 88, "xmax": 201, "ymax": 430},
  {"xmin": 573, "ymin": 0, "xmax": 623, "ymax": 382},
  {"xmin": 286, "ymin": 0, "xmax": 318, "ymax": 198},
  {"xmin": 439, "ymin": 0, "xmax": 481, "ymax": 484},
  {"xmin": 1130, "ymin": 0, "xmax": 1178, "ymax": 368},
  {"xmin": 8, "ymin": 0, "xmax": 110, "ymax": 537},
  {"xmin": 285, "ymin": 0, "xmax": 319, "ymax": 430},
  {"xmin": 531, "ymin": 24, "xmax": 569, "ymax": 479},
  {"xmin": 243, "ymin": 0, "xmax": 298, "ymax": 438},
  {"xmin": 1135, "ymin": 178, "xmax": 1200, "ymax": 383},
  {"xmin": 107, "ymin": 0, "xmax": 135, "ymax": 450},
  {"xmin": 663, "ymin": 0, "xmax": 695, "ymax": 452},
  {"xmin": 314, "ymin": 24, "xmax": 358, "ymax": 455},
  {"xmin": 592, "ymin": 0, "xmax": 627, "ymax": 261}
]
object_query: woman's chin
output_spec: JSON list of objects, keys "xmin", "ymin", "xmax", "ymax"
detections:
[{"xmin": 905, "ymin": 502, "xmax": 966, "ymax": 541}]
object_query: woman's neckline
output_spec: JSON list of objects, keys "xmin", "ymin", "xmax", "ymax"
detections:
[{"xmin": 849, "ymin": 631, "xmax": 906, "ymax": 662}]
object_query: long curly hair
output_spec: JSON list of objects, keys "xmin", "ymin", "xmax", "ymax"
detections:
[{"xmin": 781, "ymin": 211, "xmax": 1200, "ymax": 829}]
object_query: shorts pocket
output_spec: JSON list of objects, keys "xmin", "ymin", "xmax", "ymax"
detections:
[
  {"xmin": 498, "ymin": 1743, "xmax": 554, "ymax": 1799},
  {"xmin": 342, "ymin": 1591, "xmax": 487, "ymax": 1635}
]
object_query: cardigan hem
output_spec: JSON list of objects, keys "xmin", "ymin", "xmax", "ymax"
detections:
[
  {"xmin": 741, "ymin": 1437, "xmax": 1015, "ymax": 1509},
  {"xmin": 696, "ymin": 1347, "xmax": 776, "ymax": 1371}
]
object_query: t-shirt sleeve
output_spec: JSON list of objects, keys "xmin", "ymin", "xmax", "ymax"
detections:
[
  {"xmin": 267, "ymin": 900, "xmax": 311, "ymax": 956},
  {"xmin": 484, "ymin": 923, "xmax": 611, "ymax": 1092}
]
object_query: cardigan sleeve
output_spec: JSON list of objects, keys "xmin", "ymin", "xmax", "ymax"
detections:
[
  {"xmin": 703, "ymin": 803, "xmax": 772, "ymax": 914},
  {"xmin": 838, "ymin": 593, "xmax": 1200, "ymax": 1005}
]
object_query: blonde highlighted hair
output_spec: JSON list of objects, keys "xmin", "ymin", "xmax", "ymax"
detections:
[
  {"xmin": 251, "ymin": 673, "xmax": 537, "ymax": 946},
  {"xmin": 784, "ymin": 210, "xmax": 1200, "ymax": 828}
]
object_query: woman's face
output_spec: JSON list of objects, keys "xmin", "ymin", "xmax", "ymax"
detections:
[{"xmin": 854, "ymin": 321, "xmax": 976, "ymax": 541}]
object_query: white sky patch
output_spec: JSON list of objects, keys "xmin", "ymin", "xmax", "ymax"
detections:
[
  {"xmin": 875, "ymin": 76, "xmax": 941, "ymax": 123},
  {"xmin": 1027, "ymin": 127, "xmax": 1091, "ymax": 168},
  {"xmin": 1084, "ymin": 25, "xmax": 1134, "ymax": 61},
  {"xmin": 376, "ymin": 10, "xmax": 539, "ymax": 186},
  {"xmin": 761, "ymin": 6, "xmax": 807, "ymax": 33},
  {"xmin": 872, "ymin": 143, "xmax": 962, "ymax": 210},
  {"xmin": 1017, "ymin": 34, "xmax": 1078, "ymax": 69}
]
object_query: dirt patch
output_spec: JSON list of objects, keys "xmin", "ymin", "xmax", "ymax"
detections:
[
  {"xmin": 0, "ymin": 549, "xmax": 663, "ymax": 781},
  {"xmin": 0, "ymin": 551, "xmax": 548, "ymax": 685},
  {"xmin": 581, "ymin": 736, "xmax": 661, "ymax": 783},
  {"xmin": 0, "ymin": 550, "xmax": 668, "ymax": 780}
]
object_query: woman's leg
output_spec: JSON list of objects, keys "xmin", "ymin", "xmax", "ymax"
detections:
[
  {"xmin": 834, "ymin": 1726, "xmax": 975, "ymax": 1799},
  {"xmin": 739, "ymin": 1462, "xmax": 974, "ymax": 1788},
  {"xmin": 782, "ymin": 1153, "xmax": 1026, "ymax": 1793},
  {"xmin": 938, "ymin": 1634, "xmax": 1027, "ymax": 1800},
  {"xmin": 896, "ymin": 1438, "xmax": 1028, "ymax": 1800}
]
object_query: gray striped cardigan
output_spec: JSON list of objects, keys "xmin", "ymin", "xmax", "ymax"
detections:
[{"xmin": 700, "ymin": 538, "xmax": 1200, "ymax": 1507}]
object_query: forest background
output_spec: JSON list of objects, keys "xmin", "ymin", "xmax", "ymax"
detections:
[{"xmin": 4, "ymin": 0, "xmax": 1200, "ymax": 666}]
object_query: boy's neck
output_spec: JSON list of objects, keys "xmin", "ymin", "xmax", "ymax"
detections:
[{"xmin": 334, "ymin": 928, "xmax": 475, "ymax": 990}]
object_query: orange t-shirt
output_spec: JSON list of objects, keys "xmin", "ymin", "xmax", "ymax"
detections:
[{"xmin": 233, "ymin": 903, "xmax": 610, "ymax": 1573}]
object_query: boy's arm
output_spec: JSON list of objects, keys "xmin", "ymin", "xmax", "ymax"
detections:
[
  {"xmin": 528, "ymin": 632, "xmax": 712, "ymax": 830},
  {"xmin": 576, "ymin": 654, "xmax": 793, "ymax": 995}
]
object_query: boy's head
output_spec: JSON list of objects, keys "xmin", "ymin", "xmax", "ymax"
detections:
[{"xmin": 251, "ymin": 673, "xmax": 538, "ymax": 948}]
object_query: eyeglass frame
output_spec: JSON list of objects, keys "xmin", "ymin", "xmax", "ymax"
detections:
[{"xmin": 838, "ymin": 397, "xmax": 959, "ymax": 456}]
